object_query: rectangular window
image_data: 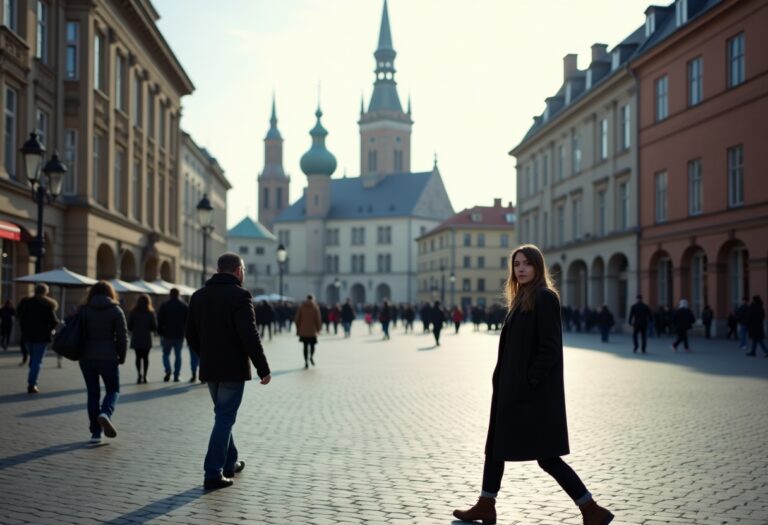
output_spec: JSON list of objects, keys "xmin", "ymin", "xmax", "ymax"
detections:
[
  {"xmin": 688, "ymin": 159, "xmax": 703, "ymax": 216},
  {"xmin": 543, "ymin": 211, "xmax": 549, "ymax": 247},
  {"xmin": 557, "ymin": 205, "xmax": 565, "ymax": 245},
  {"xmin": 62, "ymin": 129, "xmax": 77, "ymax": 194},
  {"xmin": 146, "ymin": 169, "xmax": 154, "ymax": 226},
  {"xmin": 477, "ymin": 278, "xmax": 486, "ymax": 292},
  {"xmin": 132, "ymin": 161, "xmax": 141, "ymax": 220},
  {"xmin": 619, "ymin": 182, "xmax": 629, "ymax": 230},
  {"xmin": 159, "ymin": 174, "xmax": 165, "ymax": 231},
  {"xmin": 114, "ymin": 148, "xmax": 125, "ymax": 213},
  {"xmin": 115, "ymin": 54, "xmax": 126, "ymax": 111},
  {"xmin": 239, "ymin": 246, "xmax": 248, "ymax": 255},
  {"xmin": 533, "ymin": 214, "xmax": 539, "ymax": 245},
  {"xmin": 4, "ymin": 0, "xmax": 17, "ymax": 32},
  {"xmin": 159, "ymin": 105, "xmax": 166, "ymax": 147},
  {"xmin": 676, "ymin": 0, "xmax": 688, "ymax": 26},
  {"xmin": 65, "ymin": 21, "xmax": 79, "ymax": 79},
  {"xmin": 463, "ymin": 256, "xmax": 470, "ymax": 269},
  {"xmin": 655, "ymin": 171, "xmax": 668, "ymax": 223},
  {"xmin": 463, "ymin": 233, "xmax": 471, "ymax": 246},
  {"xmin": 557, "ymin": 144, "xmax": 565, "ymax": 181},
  {"xmin": 621, "ymin": 104, "xmax": 631, "ymax": 150},
  {"xmin": 656, "ymin": 75, "xmax": 669, "ymax": 121},
  {"xmin": 35, "ymin": 1, "xmax": 47, "ymax": 63},
  {"xmin": 147, "ymin": 91, "xmax": 155, "ymax": 138},
  {"xmin": 6, "ymin": 86, "xmax": 20, "ymax": 178},
  {"xmin": 132, "ymin": 71, "xmax": 142, "ymax": 127},
  {"xmin": 500, "ymin": 233, "xmax": 509, "ymax": 248},
  {"xmin": 688, "ymin": 57, "xmax": 703, "ymax": 106},
  {"xmin": 462, "ymin": 278, "xmax": 471, "ymax": 292},
  {"xmin": 394, "ymin": 150, "xmax": 403, "ymax": 172},
  {"xmin": 727, "ymin": 33, "xmax": 745, "ymax": 88},
  {"xmin": 572, "ymin": 198, "xmax": 582, "ymax": 240},
  {"xmin": 533, "ymin": 157, "xmax": 539, "ymax": 193},
  {"xmin": 727, "ymin": 145, "xmax": 744, "ymax": 207},
  {"xmin": 368, "ymin": 150, "xmax": 377, "ymax": 173},
  {"xmin": 542, "ymin": 152, "xmax": 549, "ymax": 186},
  {"xmin": 35, "ymin": 109, "xmax": 48, "ymax": 147},
  {"xmin": 571, "ymin": 132, "xmax": 581, "ymax": 174},
  {"xmin": 92, "ymin": 133, "xmax": 102, "ymax": 202},
  {"xmin": 276, "ymin": 187, "xmax": 283, "ymax": 209},
  {"xmin": 94, "ymin": 33, "xmax": 104, "ymax": 92},
  {"xmin": 477, "ymin": 256, "xmax": 485, "ymax": 269},
  {"xmin": 597, "ymin": 190, "xmax": 606, "ymax": 236},
  {"xmin": 477, "ymin": 233, "xmax": 485, "ymax": 247},
  {"xmin": 599, "ymin": 118, "xmax": 608, "ymax": 160},
  {"xmin": 500, "ymin": 257, "xmax": 507, "ymax": 269}
]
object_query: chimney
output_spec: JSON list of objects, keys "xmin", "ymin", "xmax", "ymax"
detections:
[
  {"xmin": 494, "ymin": 198, "xmax": 502, "ymax": 208},
  {"xmin": 508, "ymin": 201, "xmax": 513, "ymax": 208},
  {"xmin": 591, "ymin": 43, "xmax": 608, "ymax": 62},
  {"xmin": 563, "ymin": 54, "xmax": 578, "ymax": 80}
]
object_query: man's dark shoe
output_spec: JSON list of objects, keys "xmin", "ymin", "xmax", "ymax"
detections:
[
  {"xmin": 27, "ymin": 384, "xmax": 39, "ymax": 394},
  {"xmin": 203, "ymin": 475, "xmax": 234, "ymax": 490},
  {"xmin": 173, "ymin": 376, "xmax": 180, "ymax": 382},
  {"xmin": 189, "ymin": 374, "xmax": 197, "ymax": 383},
  {"xmin": 97, "ymin": 413, "xmax": 117, "ymax": 438},
  {"xmin": 224, "ymin": 461, "xmax": 245, "ymax": 478},
  {"xmin": 163, "ymin": 372, "xmax": 171, "ymax": 382}
]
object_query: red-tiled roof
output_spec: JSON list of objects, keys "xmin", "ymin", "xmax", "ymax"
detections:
[{"xmin": 418, "ymin": 204, "xmax": 516, "ymax": 239}]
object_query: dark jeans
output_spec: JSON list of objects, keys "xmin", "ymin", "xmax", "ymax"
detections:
[
  {"xmin": 27, "ymin": 343, "xmax": 48, "ymax": 386},
  {"xmin": 632, "ymin": 325, "xmax": 647, "ymax": 351},
  {"xmin": 600, "ymin": 326, "xmax": 610, "ymax": 342},
  {"xmin": 162, "ymin": 338, "xmax": 183, "ymax": 378},
  {"xmin": 1, "ymin": 324, "xmax": 11, "ymax": 349},
  {"xmin": 672, "ymin": 329, "xmax": 690, "ymax": 349},
  {"xmin": 454, "ymin": 322, "xmax": 461, "ymax": 334},
  {"xmin": 342, "ymin": 321, "xmax": 352, "ymax": 337},
  {"xmin": 704, "ymin": 322, "xmax": 712, "ymax": 339},
  {"xmin": 482, "ymin": 456, "xmax": 589, "ymax": 504},
  {"xmin": 204, "ymin": 381, "xmax": 244, "ymax": 480},
  {"xmin": 189, "ymin": 348, "xmax": 199, "ymax": 376},
  {"xmin": 433, "ymin": 327, "xmax": 442, "ymax": 345},
  {"xmin": 751, "ymin": 338, "xmax": 767, "ymax": 353},
  {"xmin": 134, "ymin": 348, "xmax": 150, "ymax": 377},
  {"xmin": 79, "ymin": 359, "xmax": 120, "ymax": 437},
  {"xmin": 381, "ymin": 320, "xmax": 390, "ymax": 338},
  {"xmin": 303, "ymin": 341, "xmax": 316, "ymax": 363}
]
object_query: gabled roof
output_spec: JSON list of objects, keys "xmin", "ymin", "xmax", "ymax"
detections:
[
  {"xmin": 228, "ymin": 217, "xmax": 276, "ymax": 240},
  {"xmin": 274, "ymin": 171, "xmax": 438, "ymax": 223},
  {"xmin": 417, "ymin": 204, "xmax": 517, "ymax": 240}
]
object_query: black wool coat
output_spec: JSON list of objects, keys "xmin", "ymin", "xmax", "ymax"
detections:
[
  {"xmin": 185, "ymin": 273, "xmax": 270, "ymax": 382},
  {"xmin": 128, "ymin": 310, "xmax": 157, "ymax": 350},
  {"xmin": 485, "ymin": 287, "xmax": 570, "ymax": 461},
  {"xmin": 157, "ymin": 298, "xmax": 188, "ymax": 339}
]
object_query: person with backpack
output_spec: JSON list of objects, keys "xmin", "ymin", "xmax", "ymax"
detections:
[
  {"xmin": 17, "ymin": 283, "xmax": 59, "ymax": 393},
  {"xmin": 128, "ymin": 294, "xmax": 157, "ymax": 383},
  {"xmin": 157, "ymin": 288, "xmax": 189, "ymax": 382},
  {"xmin": 79, "ymin": 281, "xmax": 128, "ymax": 443}
]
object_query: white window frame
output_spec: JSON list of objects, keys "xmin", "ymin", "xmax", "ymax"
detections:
[
  {"xmin": 4, "ymin": 0, "xmax": 18, "ymax": 32},
  {"xmin": 656, "ymin": 75, "xmax": 669, "ymax": 121},
  {"xmin": 92, "ymin": 133, "xmax": 102, "ymax": 201},
  {"xmin": 35, "ymin": 108, "xmax": 48, "ymax": 146},
  {"xmin": 727, "ymin": 33, "xmax": 745, "ymax": 88},
  {"xmin": 94, "ymin": 32, "xmax": 104, "ymax": 92},
  {"xmin": 621, "ymin": 104, "xmax": 631, "ymax": 150},
  {"xmin": 676, "ymin": 0, "xmax": 688, "ymax": 26},
  {"xmin": 688, "ymin": 57, "xmax": 703, "ymax": 106},
  {"xmin": 4, "ymin": 85, "xmax": 17, "ymax": 179},
  {"xmin": 65, "ymin": 21, "xmax": 79, "ymax": 80},
  {"xmin": 688, "ymin": 158, "xmax": 703, "ymax": 216},
  {"xmin": 599, "ymin": 118, "xmax": 608, "ymax": 160},
  {"xmin": 115, "ymin": 53, "xmax": 126, "ymax": 111},
  {"xmin": 35, "ymin": 1, "xmax": 48, "ymax": 63},
  {"xmin": 655, "ymin": 171, "xmax": 668, "ymax": 223}
]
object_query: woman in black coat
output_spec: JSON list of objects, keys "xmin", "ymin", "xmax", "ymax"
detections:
[
  {"xmin": 745, "ymin": 295, "xmax": 766, "ymax": 356},
  {"xmin": 453, "ymin": 244, "xmax": 613, "ymax": 525},
  {"xmin": 128, "ymin": 294, "xmax": 157, "ymax": 383}
]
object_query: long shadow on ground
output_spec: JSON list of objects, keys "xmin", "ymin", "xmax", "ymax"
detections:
[
  {"xmin": 0, "ymin": 441, "xmax": 87, "ymax": 470},
  {"xmin": 101, "ymin": 487, "xmax": 203, "ymax": 525}
]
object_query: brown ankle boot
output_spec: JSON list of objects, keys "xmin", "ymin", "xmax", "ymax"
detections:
[
  {"xmin": 579, "ymin": 499, "xmax": 614, "ymax": 525},
  {"xmin": 453, "ymin": 496, "xmax": 496, "ymax": 524}
]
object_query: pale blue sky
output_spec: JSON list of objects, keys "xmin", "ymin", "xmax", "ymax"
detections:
[{"xmin": 154, "ymin": 0, "xmax": 658, "ymax": 228}]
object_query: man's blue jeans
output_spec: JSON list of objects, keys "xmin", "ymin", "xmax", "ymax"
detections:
[
  {"xmin": 161, "ymin": 338, "xmax": 184, "ymax": 378},
  {"xmin": 204, "ymin": 381, "xmax": 244, "ymax": 480},
  {"xmin": 79, "ymin": 359, "xmax": 120, "ymax": 437},
  {"xmin": 190, "ymin": 349, "xmax": 199, "ymax": 376},
  {"xmin": 27, "ymin": 343, "xmax": 48, "ymax": 387}
]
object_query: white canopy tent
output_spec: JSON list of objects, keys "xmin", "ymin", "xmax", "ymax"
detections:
[
  {"xmin": 130, "ymin": 280, "xmax": 170, "ymax": 295},
  {"xmin": 153, "ymin": 279, "xmax": 197, "ymax": 297},
  {"xmin": 15, "ymin": 267, "xmax": 97, "ymax": 319}
]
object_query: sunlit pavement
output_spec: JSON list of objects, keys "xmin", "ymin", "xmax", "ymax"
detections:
[{"xmin": 0, "ymin": 324, "xmax": 766, "ymax": 524}]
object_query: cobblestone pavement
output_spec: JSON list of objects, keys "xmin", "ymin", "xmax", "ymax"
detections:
[{"xmin": 0, "ymin": 324, "xmax": 767, "ymax": 524}]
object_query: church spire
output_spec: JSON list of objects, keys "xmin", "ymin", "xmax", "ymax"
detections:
[
  {"xmin": 367, "ymin": 0, "xmax": 402, "ymax": 113},
  {"xmin": 377, "ymin": 0, "xmax": 393, "ymax": 52},
  {"xmin": 266, "ymin": 93, "xmax": 282, "ymax": 140}
]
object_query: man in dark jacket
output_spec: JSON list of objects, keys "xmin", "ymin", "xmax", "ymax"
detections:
[
  {"xmin": 628, "ymin": 294, "xmax": 652, "ymax": 354},
  {"xmin": 158, "ymin": 288, "xmax": 189, "ymax": 382},
  {"xmin": 340, "ymin": 299, "xmax": 355, "ymax": 338},
  {"xmin": 735, "ymin": 296, "xmax": 750, "ymax": 350},
  {"xmin": 186, "ymin": 253, "xmax": 271, "ymax": 491},
  {"xmin": 17, "ymin": 283, "xmax": 59, "ymax": 393}
]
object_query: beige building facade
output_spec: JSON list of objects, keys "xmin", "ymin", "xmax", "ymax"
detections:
[
  {"xmin": 180, "ymin": 131, "xmax": 230, "ymax": 288},
  {"xmin": 511, "ymin": 40, "xmax": 642, "ymax": 323},
  {"xmin": 0, "ymin": 0, "xmax": 193, "ymax": 304},
  {"xmin": 417, "ymin": 199, "xmax": 516, "ymax": 309}
]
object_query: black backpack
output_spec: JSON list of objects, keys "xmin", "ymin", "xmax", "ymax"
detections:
[{"xmin": 53, "ymin": 307, "xmax": 86, "ymax": 361}]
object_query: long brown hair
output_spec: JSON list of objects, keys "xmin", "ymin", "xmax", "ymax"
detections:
[
  {"xmin": 84, "ymin": 280, "xmax": 118, "ymax": 304},
  {"xmin": 504, "ymin": 244, "xmax": 559, "ymax": 312},
  {"xmin": 132, "ymin": 293, "xmax": 154, "ymax": 313}
]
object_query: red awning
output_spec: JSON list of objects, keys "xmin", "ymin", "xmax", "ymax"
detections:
[{"xmin": 0, "ymin": 221, "xmax": 21, "ymax": 241}]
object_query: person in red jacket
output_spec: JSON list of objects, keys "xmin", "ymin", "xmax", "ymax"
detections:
[{"xmin": 451, "ymin": 306, "xmax": 464, "ymax": 334}]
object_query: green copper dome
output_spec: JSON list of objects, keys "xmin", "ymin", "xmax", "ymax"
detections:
[{"xmin": 300, "ymin": 107, "xmax": 337, "ymax": 176}]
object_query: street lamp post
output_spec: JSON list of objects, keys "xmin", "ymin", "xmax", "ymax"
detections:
[
  {"xmin": 196, "ymin": 194, "xmax": 214, "ymax": 287},
  {"xmin": 20, "ymin": 132, "xmax": 66, "ymax": 274},
  {"xmin": 276, "ymin": 243, "xmax": 287, "ymax": 297},
  {"xmin": 449, "ymin": 271, "xmax": 456, "ymax": 307},
  {"xmin": 440, "ymin": 262, "xmax": 446, "ymax": 304}
]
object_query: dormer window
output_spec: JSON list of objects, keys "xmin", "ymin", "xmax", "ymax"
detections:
[
  {"xmin": 505, "ymin": 213, "xmax": 516, "ymax": 224},
  {"xmin": 645, "ymin": 12, "xmax": 656, "ymax": 37},
  {"xmin": 611, "ymin": 50, "xmax": 621, "ymax": 70},
  {"xmin": 471, "ymin": 213, "xmax": 482, "ymax": 223},
  {"xmin": 676, "ymin": 0, "xmax": 688, "ymax": 26},
  {"xmin": 565, "ymin": 82, "xmax": 573, "ymax": 104}
]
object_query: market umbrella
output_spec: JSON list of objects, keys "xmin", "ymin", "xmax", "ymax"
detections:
[
  {"xmin": 130, "ymin": 280, "xmax": 170, "ymax": 295},
  {"xmin": 108, "ymin": 278, "xmax": 144, "ymax": 294},
  {"xmin": 153, "ymin": 279, "xmax": 197, "ymax": 297},
  {"xmin": 16, "ymin": 267, "xmax": 97, "ymax": 319}
]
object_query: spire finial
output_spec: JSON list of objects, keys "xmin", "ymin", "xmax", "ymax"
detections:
[
  {"xmin": 377, "ymin": 0, "xmax": 393, "ymax": 52},
  {"xmin": 433, "ymin": 152, "xmax": 438, "ymax": 168},
  {"xmin": 360, "ymin": 92, "xmax": 365, "ymax": 115},
  {"xmin": 407, "ymin": 93, "xmax": 412, "ymax": 114},
  {"xmin": 270, "ymin": 92, "xmax": 277, "ymax": 122}
]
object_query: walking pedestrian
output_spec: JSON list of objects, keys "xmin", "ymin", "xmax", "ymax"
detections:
[
  {"xmin": 701, "ymin": 304, "xmax": 714, "ymax": 339},
  {"xmin": 0, "ymin": 299, "xmax": 15, "ymax": 350},
  {"xmin": 745, "ymin": 295, "xmax": 767, "ymax": 357},
  {"xmin": 341, "ymin": 298, "xmax": 355, "ymax": 338},
  {"xmin": 255, "ymin": 300, "xmax": 275, "ymax": 341},
  {"xmin": 431, "ymin": 301, "xmax": 445, "ymax": 346},
  {"xmin": 420, "ymin": 303, "xmax": 431, "ymax": 334},
  {"xmin": 295, "ymin": 294, "xmax": 321, "ymax": 368},
  {"xmin": 79, "ymin": 281, "xmax": 127, "ymax": 443},
  {"xmin": 726, "ymin": 312, "xmax": 738, "ymax": 340},
  {"xmin": 157, "ymin": 288, "xmax": 189, "ymax": 382},
  {"xmin": 735, "ymin": 297, "xmax": 750, "ymax": 350},
  {"xmin": 185, "ymin": 253, "xmax": 271, "ymax": 491},
  {"xmin": 453, "ymin": 244, "xmax": 613, "ymax": 525},
  {"xmin": 597, "ymin": 305, "xmax": 614, "ymax": 343},
  {"xmin": 403, "ymin": 304, "xmax": 415, "ymax": 333},
  {"xmin": 128, "ymin": 294, "xmax": 157, "ymax": 383},
  {"xmin": 329, "ymin": 303, "xmax": 341, "ymax": 335},
  {"xmin": 452, "ymin": 306, "xmax": 464, "ymax": 334},
  {"xmin": 671, "ymin": 299, "xmax": 695, "ymax": 352},
  {"xmin": 379, "ymin": 299, "xmax": 392, "ymax": 340},
  {"xmin": 628, "ymin": 295, "xmax": 652, "ymax": 354},
  {"xmin": 17, "ymin": 283, "xmax": 59, "ymax": 393}
]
